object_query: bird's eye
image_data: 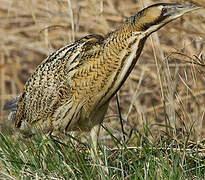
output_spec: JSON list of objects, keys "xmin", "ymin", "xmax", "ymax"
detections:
[{"xmin": 162, "ymin": 8, "xmax": 167, "ymax": 14}]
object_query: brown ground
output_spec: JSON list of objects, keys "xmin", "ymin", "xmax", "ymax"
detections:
[{"xmin": 0, "ymin": 0, "xmax": 204, "ymax": 142}]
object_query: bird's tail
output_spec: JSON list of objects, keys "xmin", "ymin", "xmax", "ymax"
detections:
[{"xmin": 3, "ymin": 96, "xmax": 19, "ymax": 122}]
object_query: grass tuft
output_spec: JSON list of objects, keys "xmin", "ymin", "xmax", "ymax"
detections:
[{"xmin": 0, "ymin": 126, "xmax": 204, "ymax": 179}]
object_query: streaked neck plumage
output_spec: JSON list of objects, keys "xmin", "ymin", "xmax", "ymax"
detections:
[{"xmin": 98, "ymin": 14, "xmax": 162, "ymax": 105}]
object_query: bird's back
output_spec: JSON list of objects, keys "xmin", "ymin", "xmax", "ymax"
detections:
[{"xmin": 13, "ymin": 34, "xmax": 114, "ymax": 134}]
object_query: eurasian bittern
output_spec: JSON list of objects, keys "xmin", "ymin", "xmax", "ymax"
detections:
[{"xmin": 4, "ymin": 3, "xmax": 200, "ymax": 156}]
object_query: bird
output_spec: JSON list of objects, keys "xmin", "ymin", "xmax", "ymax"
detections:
[{"xmin": 4, "ymin": 3, "xmax": 200, "ymax": 157}]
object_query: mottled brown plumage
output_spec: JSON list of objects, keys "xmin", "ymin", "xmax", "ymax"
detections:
[{"xmin": 4, "ymin": 3, "xmax": 199, "ymax": 139}]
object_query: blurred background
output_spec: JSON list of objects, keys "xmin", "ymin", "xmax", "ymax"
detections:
[{"xmin": 0, "ymin": 0, "xmax": 204, "ymax": 141}]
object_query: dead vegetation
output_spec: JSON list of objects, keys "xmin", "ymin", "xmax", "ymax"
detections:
[{"xmin": 0, "ymin": 0, "xmax": 205, "ymax": 143}]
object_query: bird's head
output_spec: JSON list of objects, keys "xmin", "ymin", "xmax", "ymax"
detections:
[{"xmin": 131, "ymin": 3, "xmax": 200, "ymax": 34}]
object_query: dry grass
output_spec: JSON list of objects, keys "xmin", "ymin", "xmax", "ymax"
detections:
[{"xmin": 0, "ymin": 0, "xmax": 205, "ymax": 143}]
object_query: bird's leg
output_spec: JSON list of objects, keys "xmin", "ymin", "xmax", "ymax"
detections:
[
  {"xmin": 90, "ymin": 124, "xmax": 101, "ymax": 162},
  {"xmin": 90, "ymin": 124, "xmax": 109, "ymax": 174}
]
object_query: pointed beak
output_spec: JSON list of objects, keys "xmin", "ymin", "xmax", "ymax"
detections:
[
  {"xmin": 176, "ymin": 4, "xmax": 201, "ymax": 14},
  {"xmin": 164, "ymin": 4, "xmax": 202, "ymax": 17}
]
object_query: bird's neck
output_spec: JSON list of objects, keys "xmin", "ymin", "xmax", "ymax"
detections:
[{"xmin": 98, "ymin": 21, "xmax": 149, "ymax": 105}]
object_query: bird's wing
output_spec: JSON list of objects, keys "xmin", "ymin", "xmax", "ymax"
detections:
[{"xmin": 14, "ymin": 34, "xmax": 104, "ymax": 130}]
